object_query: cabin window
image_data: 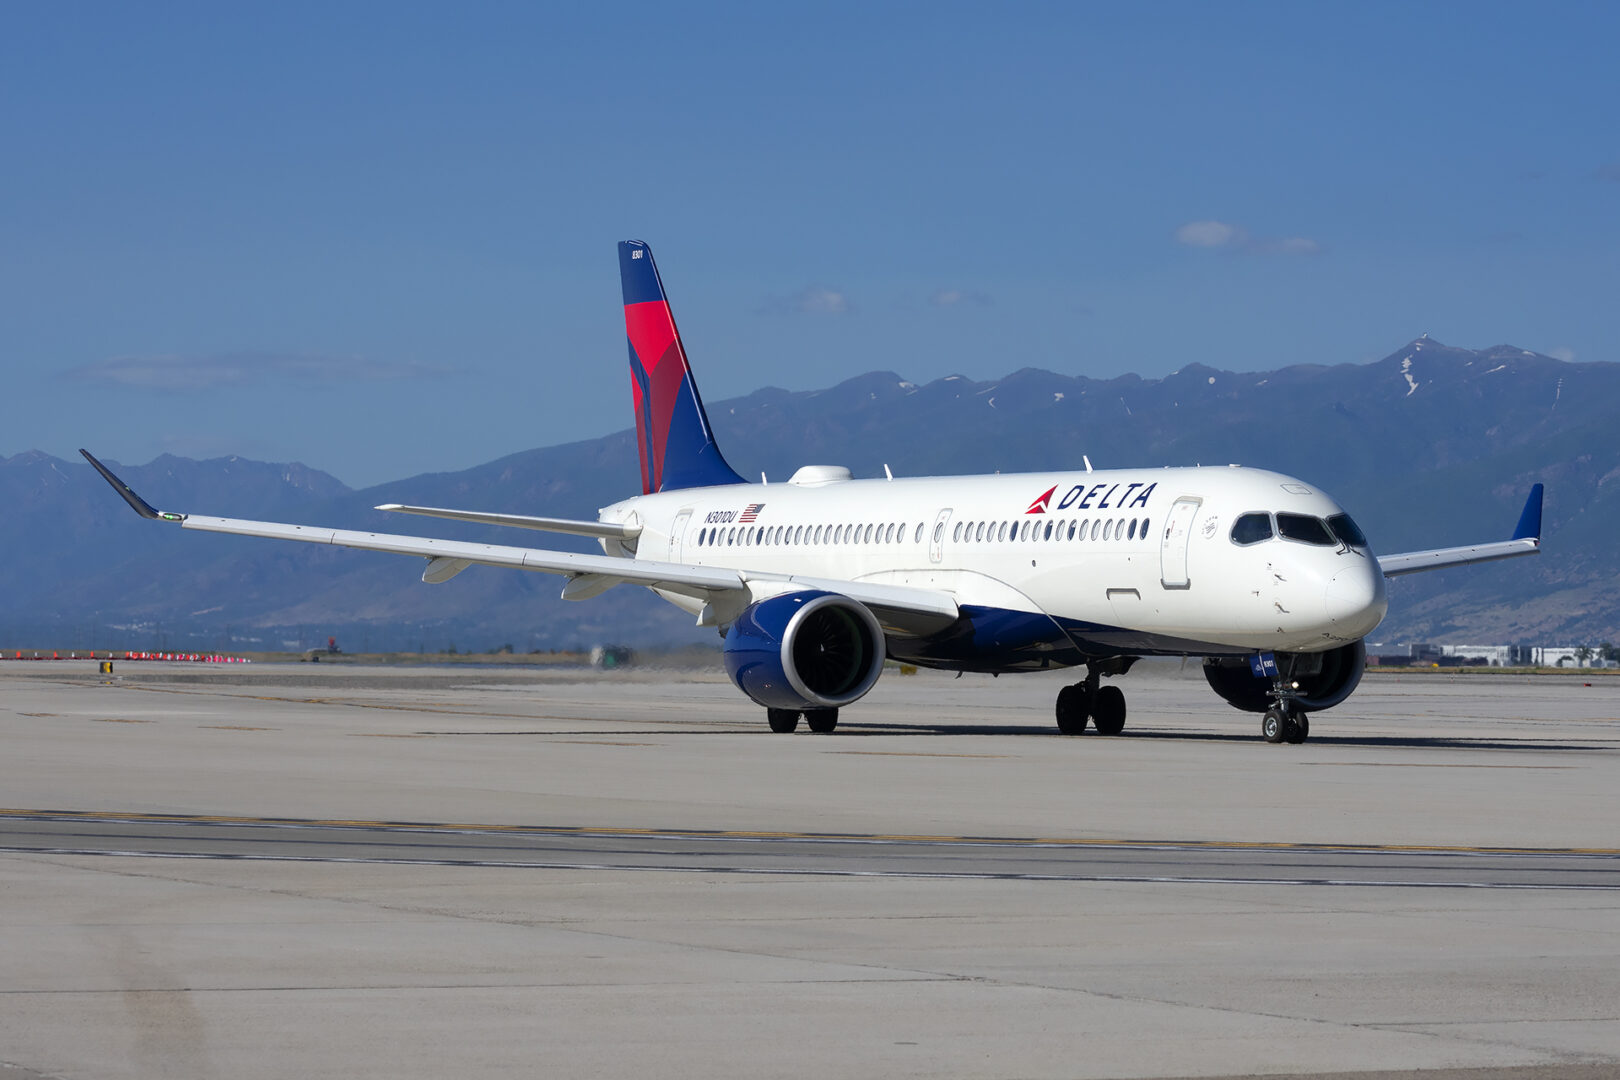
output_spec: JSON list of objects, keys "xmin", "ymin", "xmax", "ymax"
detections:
[
  {"xmin": 1327, "ymin": 513, "xmax": 1368, "ymax": 548},
  {"xmin": 1277, "ymin": 513, "xmax": 1336, "ymax": 546},
  {"xmin": 1067, "ymin": 520, "xmax": 1077, "ymax": 540},
  {"xmin": 1127, "ymin": 519, "xmax": 1137, "ymax": 541},
  {"xmin": 1103, "ymin": 520, "xmax": 1113, "ymax": 541},
  {"xmin": 885, "ymin": 523, "xmax": 895, "ymax": 543},
  {"xmin": 953, "ymin": 522, "xmax": 963, "ymax": 542},
  {"xmin": 934, "ymin": 522, "xmax": 945, "ymax": 545},
  {"xmin": 1231, "ymin": 512, "xmax": 1273, "ymax": 545},
  {"xmin": 915, "ymin": 523, "xmax": 924, "ymax": 543},
  {"xmin": 1090, "ymin": 520, "xmax": 1100, "ymax": 541},
  {"xmin": 813, "ymin": 525, "xmax": 823, "ymax": 544},
  {"xmin": 1141, "ymin": 518, "xmax": 1151, "ymax": 542}
]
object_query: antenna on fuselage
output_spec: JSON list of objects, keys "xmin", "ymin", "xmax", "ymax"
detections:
[
  {"xmin": 884, "ymin": 464, "xmax": 893, "ymax": 480},
  {"xmin": 761, "ymin": 472, "xmax": 768, "ymax": 485},
  {"xmin": 1083, "ymin": 455, "xmax": 1093, "ymax": 473}
]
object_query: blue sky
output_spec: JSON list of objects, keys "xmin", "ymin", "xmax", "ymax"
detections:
[{"xmin": 3, "ymin": 2, "xmax": 1616, "ymax": 487}]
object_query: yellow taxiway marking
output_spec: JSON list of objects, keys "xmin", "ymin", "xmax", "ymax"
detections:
[
  {"xmin": 91, "ymin": 718, "xmax": 151, "ymax": 724},
  {"xmin": 200, "ymin": 725, "xmax": 276, "ymax": 731},
  {"xmin": 3, "ymin": 808, "xmax": 1617, "ymax": 857}
]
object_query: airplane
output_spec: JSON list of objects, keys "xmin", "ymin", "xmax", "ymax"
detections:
[{"xmin": 81, "ymin": 240, "xmax": 1545, "ymax": 743}]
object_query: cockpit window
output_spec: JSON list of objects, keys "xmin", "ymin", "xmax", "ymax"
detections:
[
  {"xmin": 1276, "ymin": 513, "xmax": 1335, "ymax": 546},
  {"xmin": 1327, "ymin": 513, "xmax": 1368, "ymax": 548},
  {"xmin": 1230, "ymin": 512, "xmax": 1274, "ymax": 546}
]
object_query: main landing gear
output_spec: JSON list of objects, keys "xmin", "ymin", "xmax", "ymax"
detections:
[
  {"xmin": 766, "ymin": 708, "xmax": 839, "ymax": 734},
  {"xmin": 1054, "ymin": 662, "xmax": 1131, "ymax": 736}
]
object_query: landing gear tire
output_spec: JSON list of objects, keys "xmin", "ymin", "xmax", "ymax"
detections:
[
  {"xmin": 804, "ymin": 708, "xmax": 839, "ymax": 733},
  {"xmin": 767, "ymin": 708, "xmax": 800, "ymax": 733},
  {"xmin": 1091, "ymin": 685, "xmax": 1127, "ymax": 736},
  {"xmin": 1055, "ymin": 685, "xmax": 1089, "ymax": 736},
  {"xmin": 1262, "ymin": 706, "xmax": 1287, "ymax": 744},
  {"xmin": 1284, "ymin": 713, "xmax": 1309, "ymax": 744}
]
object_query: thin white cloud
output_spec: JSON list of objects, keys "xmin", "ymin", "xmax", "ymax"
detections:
[
  {"xmin": 65, "ymin": 351, "xmax": 451, "ymax": 391},
  {"xmin": 759, "ymin": 286, "xmax": 851, "ymax": 316},
  {"xmin": 1549, "ymin": 346, "xmax": 1576, "ymax": 362},
  {"xmin": 930, "ymin": 288, "xmax": 993, "ymax": 308},
  {"xmin": 1175, "ymin": 220, "xmax": 1248, "ymax": 248},
  {"xmin": 1174, "ymin": 220, "xmax": 1320, "ymax": 256}
]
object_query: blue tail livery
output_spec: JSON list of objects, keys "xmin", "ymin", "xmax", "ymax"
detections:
[{"xmin": 618, "ymin": 240, "xmax": 745, "ymax": 494}]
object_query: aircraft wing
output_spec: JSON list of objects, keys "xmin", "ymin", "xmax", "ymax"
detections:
[
  {"xmin": 79, "ymin": 450, "xmax": 959, "ymax": 625},
  {"xmin": 374, "ymin": 503, "xmax": 639, "ymax": 540},
  {"xmin": 1377, "ymin": 484, "xmax": 1543, "ymax": 577}
]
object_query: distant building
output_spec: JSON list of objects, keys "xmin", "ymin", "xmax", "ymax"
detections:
[{"xmin": 1366, "ymin": 642, "xmax": 1618, "ymax": 668}]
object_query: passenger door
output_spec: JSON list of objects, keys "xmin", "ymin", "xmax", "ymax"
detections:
[
  {"xmin": 1159, "ymin": 497, "xmax": 1201, "ymax": 589},
  {"xmin": 669, "ymin": 509, "xmax": 692, "ymax": 563}
]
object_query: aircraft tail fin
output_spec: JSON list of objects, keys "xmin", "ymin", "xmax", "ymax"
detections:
[{"xmin": 618, "ymin": 240, "xmax": 745, "ymax": 495}]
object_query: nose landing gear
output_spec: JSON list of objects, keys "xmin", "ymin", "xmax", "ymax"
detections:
[{"xmin": 1262, "ymin": 701, "xmax": 1309, "ymax": 744}]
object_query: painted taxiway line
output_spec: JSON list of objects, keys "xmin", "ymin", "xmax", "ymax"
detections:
[
  {"xmin": 5, "ymin": 846, "xmax": 1619, "ymax": 890},
  {"xmin": 3, "ymin": 808, "xmax": 1618, "ymax": 858}
]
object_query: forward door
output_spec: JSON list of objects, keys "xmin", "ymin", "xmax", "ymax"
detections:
[{"xmin": 1159, "ymin": 497, "xmax": 1201, "ymax": 589}]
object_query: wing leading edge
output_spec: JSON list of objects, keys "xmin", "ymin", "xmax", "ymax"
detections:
[
  {"xmin": 1377, "ymin": 484, "xmax": 1543, "ymax": 577},
  {"xmin": 78, "ymin": 450, "xmax": 959, "ymax": 627}
]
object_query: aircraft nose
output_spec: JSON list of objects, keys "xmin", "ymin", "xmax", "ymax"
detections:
[{"xmin": 1324, "ymin": 563, "xmax": 1388, "ymax": 637}]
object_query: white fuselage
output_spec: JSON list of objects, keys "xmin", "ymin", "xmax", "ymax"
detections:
[{"xmin": 598, "ymin": 464, "xmax": 1388, "ymax": 665}]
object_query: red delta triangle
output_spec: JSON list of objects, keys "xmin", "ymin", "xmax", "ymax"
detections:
[{"xmin": 1025, "ymin": 485, "xmax": 1057, "ymax": 514}]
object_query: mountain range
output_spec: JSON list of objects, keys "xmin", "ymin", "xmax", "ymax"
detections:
[{"xmin": 5, "ymin": 336, "xmax": 1615, "ymax": 653}]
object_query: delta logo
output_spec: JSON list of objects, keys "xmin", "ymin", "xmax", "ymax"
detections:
[
  {"xmin": 1026, "ymin": 481, "xmax": 1157, "ymax": 514},
  {"xmin": 1024, "ymin": 486, "xmax": 1057, "ymax": 514}
]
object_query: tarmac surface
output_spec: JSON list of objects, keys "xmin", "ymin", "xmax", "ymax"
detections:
[{"xmin": 3, "ymin": 659, "xmax": 1619, "ymax": 1079}]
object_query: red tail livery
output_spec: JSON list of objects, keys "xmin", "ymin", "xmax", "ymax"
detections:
[{"xmin": 618, "ymin": 241, "xmax": 744, "ymax": 494}]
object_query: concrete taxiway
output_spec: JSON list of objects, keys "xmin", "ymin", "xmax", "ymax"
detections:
[{"xmin": 2, "ymin": 660, "xmax": 1618, "ymax": 1079}]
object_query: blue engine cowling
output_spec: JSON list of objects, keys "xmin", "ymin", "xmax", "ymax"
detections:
[
  {"xmin": 1203, "ymin": 640, "xmax": 1366, "ymax": 713},
  {"xmin": 723, "ymin": 591, "xmax": 888, "ymax": 710}
]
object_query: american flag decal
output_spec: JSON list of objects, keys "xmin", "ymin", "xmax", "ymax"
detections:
[{"xmin": 738, "ymin": 503, "xmax": 765, "ymax": 522}]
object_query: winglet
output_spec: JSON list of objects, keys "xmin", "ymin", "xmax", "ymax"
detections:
[
  {"xmin": 1512, "ymin": 483, "xmax": 1544, "ymax": 541},
  {"xmin": 79, "ymin": 449, "xmax": 183, "ymax": 522}
]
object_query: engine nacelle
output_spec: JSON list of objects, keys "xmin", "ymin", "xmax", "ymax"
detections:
[
  {"xmin": 1203, "ymin": 640, "xmax": 1366, "ymax": 713},
  {"xmin": 723, "ymin": 591, "xmax": 887, "ymax": 710}
]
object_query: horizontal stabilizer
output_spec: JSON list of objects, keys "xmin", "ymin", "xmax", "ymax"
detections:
[{"xmin": 375, "ymin": 503, "xmax": 639, "ymax": 540}]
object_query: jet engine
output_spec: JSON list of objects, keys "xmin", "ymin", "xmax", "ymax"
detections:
[
  {"xmin": 1202, "ymin": 641, "xmax": 1366, "ymax": 713},
  {"xmin": 722, "ymin": 591, "xmax": 887, "ymax": 710}
]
